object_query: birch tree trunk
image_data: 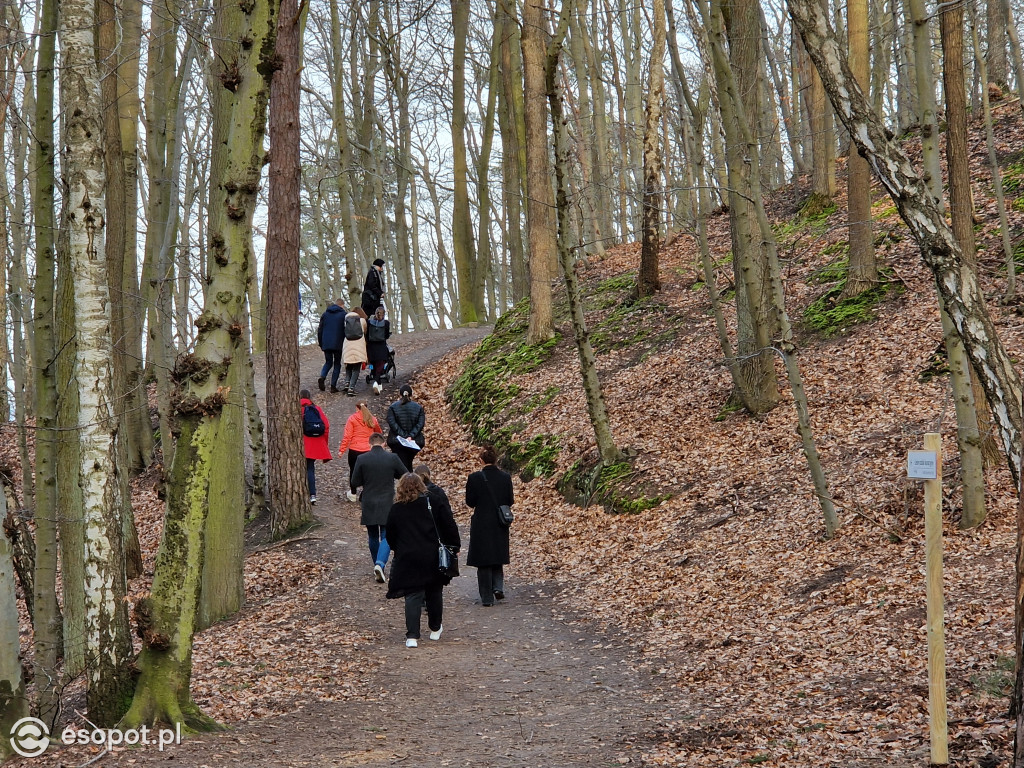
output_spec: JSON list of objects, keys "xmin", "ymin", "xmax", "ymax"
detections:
[
  {"xmin": 60, "ymin": 0, "xmax": 134, "ymax": 722},
  {"xmin": 788, "ymin": 0, "xmax": 1024, "ymax": 488}
]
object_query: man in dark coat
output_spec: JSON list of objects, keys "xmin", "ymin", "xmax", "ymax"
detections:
[
  {"xmin": 361, "ymin": 258, "xmax": 386, "ymax": 317},
  {"xmin": 317, "ymin": 299, "xmax": 347, "ymax": 393},
  {"xmin": 351, "ymin": 433, "xmax": 407, "ymax": 582},
  {"xmin": 465, "ymin": 446, "xmax": 514, "ymax": 606}
]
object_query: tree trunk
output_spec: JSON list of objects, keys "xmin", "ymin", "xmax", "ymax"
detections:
[
  {"xmin": 704, "ymin": 0, "xmax": 839, "ymax": 537},
  {"xmin": 98, "ymin": 0, "xmax": 143, "ymax": 582},
  {"xmin": 523, "ymin": 0, "xmax": 557, "ymax": 343},
  {"xmin": 0, "ymin": 490, "xmax": 26, "ymax": 759},
  {"xmin": 968, "ymin": 6, "xmax": 1017, "ymax": 301},
  {"xmin": 986, "ymin": 0, "xmax": 1008, "ymax": 89},
  {"xmin": 546, "ymin": 1, "xmax": 621, "ymax": 466},
  {"xmin": 788, "ymin": 0, "xmax": 1024, "ymax": 489},
  {"xmin": 637, "ymin": 0, "xmax": 665, "ymax": 299},
  {"xmin": 842, "ymin": 0, "xmax": 877, "ymax": 299},
  {"xmin": 941, "ymin": 0, "xmax": 1002, "ymax": 472},
  {"xmin": 31, "ymin": 0, "xmax": 62, "ymax": 721},
  {"xmin": 123, "ymin": 0, "xmax": 278, "ymax": 727},
  {"xmin": 497, "ymin": 1, "xmax": 529, "ymax": 302},
  {"xmin": 267, "ymin": 0, "xmax": 311, "ymax": 538},
  {"xmin": 451, "ymin": 0, "xmax": 479, "ymax": 323},
  {"xmin": 714, "ymin": 0, "xmax": 780, "ymax": 414},
  {"xmin": 60, "ymin": 0, "xmax": 134, "ymax": 722}
]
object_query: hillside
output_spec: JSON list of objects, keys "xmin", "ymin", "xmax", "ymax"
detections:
[{"xmin": 417, "ymin": 100, "xmax": 1024, "ymax": 766}]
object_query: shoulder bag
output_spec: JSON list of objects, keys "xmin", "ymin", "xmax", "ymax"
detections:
[
  {"xmin": 483, "ymin": 474, "xmax": 514, "ymax": 527},
  {"xmin": 427, "ymin": 498, "xmax": 458, "ymax": 578}
]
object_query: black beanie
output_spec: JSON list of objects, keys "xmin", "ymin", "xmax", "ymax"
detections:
[{"xmin": 372, "ymin": 258, "xmax": 385, "ymax": 267}]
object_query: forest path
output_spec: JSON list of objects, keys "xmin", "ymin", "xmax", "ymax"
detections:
[{"xmin": 99, "ymin": 326, "xmax": 654, "ymax": 768}]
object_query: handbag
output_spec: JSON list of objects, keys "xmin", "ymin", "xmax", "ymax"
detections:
[
  {"xmin": 427, "ymin": 498, "xmax": 458, "ymax": 578},
  {"xmin": 483, "ymin": 474, "xmax": 514, "ymax": 527}
]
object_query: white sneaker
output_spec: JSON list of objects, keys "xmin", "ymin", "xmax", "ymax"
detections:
[
  {"xmin": 373, "ymin": 381, "xmax": 382, "ymax": 395},
  {"xmin": 429, "ymin": 626, "xmax": 443, "ymax": 641},
  {"xmin": 374, "ymin": 564, "xmax": 385, "ymax": 583},
  {"xmin": 346, "ymin": 491, "xmax": 358, "ymax": 502},
  {"xmin": 309, "ymin": 495, "xmax": 317, "ymax": 505},
  {"xmin": 405, "ymin": 638, "xmax": 418, "ymax": 648}
]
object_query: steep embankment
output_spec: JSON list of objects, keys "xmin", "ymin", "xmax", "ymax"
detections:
[{"xmin": 420, "ymin": 101, "xmax": 1024, "ymax": 766}]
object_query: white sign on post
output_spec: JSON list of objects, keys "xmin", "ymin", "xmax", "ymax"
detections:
[{"xmin": 908, "ymin": 451, "xmax": 938, "ymax": 480}]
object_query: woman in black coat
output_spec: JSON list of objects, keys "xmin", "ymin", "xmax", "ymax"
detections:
[
  {"xmin": 386, "ymin": 384, "xmax": 426, "ymax": 471},
  {"xmin": 386, "ymin": 473, "xmax": 460, "ymax": 647},
  {"xmin": 465, "ymin": 445, "xmax": 514, "ymax": 607}
]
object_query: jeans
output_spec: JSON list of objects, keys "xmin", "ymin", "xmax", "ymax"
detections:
[
  {"xmin": 367, "ymin": 525, "xmax": 390, "ymax": 568},
  {"xmin": 320, "ymin": 350, "xmax": 342, "ymax": 388},
  {"xmin": 476, "ymin": 565, "xmax": 504, "ymax": 606},
  {"xmin": 404, "ymin": 586, "xmax": 443, "ymax": 639},
  {"xmin": 305, "ymin": 458, "xmax": 316, "ymax": 496},
  {"xmin": 345, "ymin": 362, "xmax": 361, "ymax": 392}
]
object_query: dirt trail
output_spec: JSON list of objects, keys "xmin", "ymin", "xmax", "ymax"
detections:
[{"xmin": 79, "ymin": 328, "xmax": 655, "ymax": 767}]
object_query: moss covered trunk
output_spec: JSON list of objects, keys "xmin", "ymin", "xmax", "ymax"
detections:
[
  {"xmin": 0, "ymin": 490, "xmax": 26, "ymax": 758},
  {"xmin": 124, "ymin": 0, "xmax": 278, "ymax": 725}
]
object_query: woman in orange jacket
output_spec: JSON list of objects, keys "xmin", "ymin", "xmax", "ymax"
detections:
[{"xmin": 338, "ymin": 401, "xmax": 383, "ymax": 501}]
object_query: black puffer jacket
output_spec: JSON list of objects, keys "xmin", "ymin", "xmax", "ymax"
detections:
[{"xmin": 386, "ymin": 398, "xmax": 426, "ymax": 448}]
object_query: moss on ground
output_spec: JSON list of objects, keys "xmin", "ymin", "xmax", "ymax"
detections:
[
  {"xmin": 447, "ymin": 299, "xmax": 561, "ymax": 475},
  {"xmin": 802, "ymin": 259, "xmax": 901, "ymax": 337},
  {"xmin": 557, "ymin": 458, "xmax": 670, "ymax": 514}
]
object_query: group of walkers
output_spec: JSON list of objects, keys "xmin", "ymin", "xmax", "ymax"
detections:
[
  {"xmin": 301, "ymin": 338, "xmax": 516, "ymax": 647},
  {"xmin": 317, "ymin": 259, "xmax": 392, "ymax": 397}
]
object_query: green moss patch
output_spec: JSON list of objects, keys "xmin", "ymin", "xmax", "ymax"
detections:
[
  {"xmin": 802, "ymin": 259, "xmax": 900, "ymax": 337},
  {"xmin": 557, "ymin": 457, "xmax": 671, "ymax": 515},
  {"xmin": 448, "ymin": 299, "xmax": 561, "ymax": 475}
]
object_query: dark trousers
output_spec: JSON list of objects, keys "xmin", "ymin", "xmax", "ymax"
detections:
[
  {"xmin": 305, "ymin": 458, "xmax": 316, "ymax": 496},
  {"xmin": 404, "ymin": 586, "xmax": 443, "ymax": 639},
  {"xmin": 320, "ymin": 350, "xmax": 342, "ymax": 387},
  {"xmin": 345, "ymin": 362, "xmax": 362, "ymax": 392},
  {"xmin": 476, "ymin": 565, "xmax": 504, "ymax": 606},
  {"xmin": 347, "ymin": 449, "xmax": 367, "ymax": 490},
  {"xmin": 392, "ymin": 444, "xmax": 418, "ymax": 473},
  {"xmin": 368, "ymin": 355, "xmax": 388, "ymax": 383}
]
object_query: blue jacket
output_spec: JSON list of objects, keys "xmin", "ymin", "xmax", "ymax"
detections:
[{"xmin": 318, "ymin": 304, "xmax": 347, "ymax": 351}]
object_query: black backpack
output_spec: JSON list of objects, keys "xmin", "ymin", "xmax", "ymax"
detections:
[
  {"xmin": 344, "ymin": 314, "xmax": 363, "ymax": 341},
  {"xmin": 366, "ymin": 320, "xmax": 387, "ymax": 343},
  {"xmin": 302, "ymin": 404, "xmax": 325, "ymax": 437}
]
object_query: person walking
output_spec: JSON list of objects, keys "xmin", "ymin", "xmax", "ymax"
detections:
[
  {"xmin": 337, "ymin": 401, "xmax": 383, "ymax": 502},
  {"xmin": 351, "ymin": 433, "xmax": 408, "ymax": 581},
  {"xmin": 300, "ymin": 389, "xmax": 330, "ymax": 504},
  {"xmin": 386, "ymin": 472, "xmax": 460, "ymax": 647},
  {"xmin": 465, "ymin": 445, "xmax": 514, "ymax": 607},
  {"xmin": 316, "ymin": 299, "xmax": 347, "ymax": 393},
  {"xmin": 366, "ymin": 306, "xmax": 391, "ymax": 395},
  {"xmin": 413, "ymin": 463, "xmax": 452, "ymax": 518},
  {"xmin": 341, "ymin": 307, "xmax": 368, "ymax": 396},
  {"xmin": 361, "ymin": 258, "xmax": 386, "ymax": 317},
  {"xmin": 386, "ymin": 384, "xmax": 425, "ymax": 472}
]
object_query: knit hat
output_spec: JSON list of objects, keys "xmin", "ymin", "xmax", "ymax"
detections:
[{"xmin": 372, "ymin": 258, "xmax": 385, "ymax": 267}]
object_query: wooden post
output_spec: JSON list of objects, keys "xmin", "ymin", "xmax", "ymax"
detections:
[{"xmin": 923, "ymin": 432, "xmax": 948, "ymax": 765}]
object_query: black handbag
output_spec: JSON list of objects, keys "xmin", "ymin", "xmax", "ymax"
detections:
[
  {"xmin": 427, "ymin": 498, "xmax": 458, "ymax": 578},
  {"xmin": 483, "ymin": 474, "xmax": 514, "ymax": 527}
]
